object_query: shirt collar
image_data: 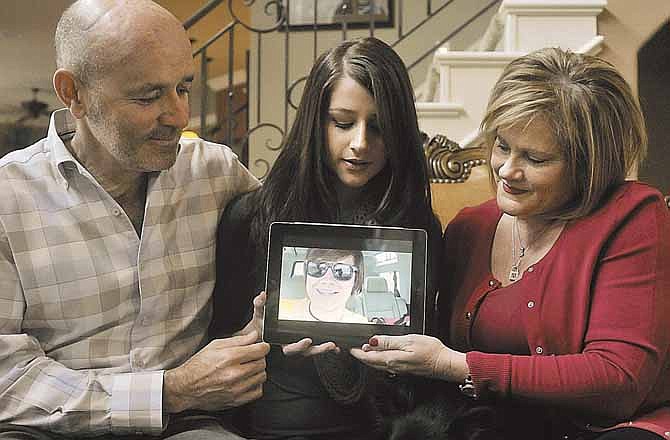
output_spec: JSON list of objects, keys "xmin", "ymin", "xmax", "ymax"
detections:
[{"xmin": 47, "ymin": 108, "xmax": 87, "ymax": 184}]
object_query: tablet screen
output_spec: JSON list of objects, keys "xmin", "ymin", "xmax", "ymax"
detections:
[
  {"xmin": 263, "ymin": 222, "xmax": 427, "ymax": 347},
  {"xmin": 277, "ymin": 246, "xmax": 413, "ymax": 326}
]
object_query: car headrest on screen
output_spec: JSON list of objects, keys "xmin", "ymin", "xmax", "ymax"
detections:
[{"xmin": 365, "ymin": 276, "xmax": 390, "ymax": 294}]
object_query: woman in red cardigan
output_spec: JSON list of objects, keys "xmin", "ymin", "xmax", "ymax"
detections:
[{"xmin": 352, "ymin": 47, "xmax": 670, "ymax": 439}]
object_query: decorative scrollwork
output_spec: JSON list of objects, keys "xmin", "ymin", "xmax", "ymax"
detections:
[
  {"xmin": 254, "ymin": 158, "xmax": 271, "ymax": 179},
  {"xmin": 424, "ymin": 133, "xmax": 488, "ymax": 183},
  {"xmin": 286, "ymin": 76, "xmax": 307, "ymax": 110},
  {"xmin": 228, "ymin": 0, "xmax": 286, "ymax": 33},
  {"xmin": 243, "ymin": 122, "xmax": 285, "ymax": 151},
  {"xmin": 244, "ymin": 123, "xmax": 284, "ymax": 178}
]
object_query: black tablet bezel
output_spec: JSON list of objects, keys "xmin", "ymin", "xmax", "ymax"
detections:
[{"xmin": 263, "ymin": 222, "xmax": 427, "ymax": 348}]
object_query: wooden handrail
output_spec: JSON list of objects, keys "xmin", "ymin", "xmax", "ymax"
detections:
[{"xmin": 183, "ymin": 0, "xmax": 224, "ymax": 30}]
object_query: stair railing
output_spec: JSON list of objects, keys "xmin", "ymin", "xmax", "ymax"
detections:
[{"xmin": 185, "ymin": 0, "xmax": 501, "ymax": 175}]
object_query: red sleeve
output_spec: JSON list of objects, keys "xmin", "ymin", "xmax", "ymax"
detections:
[{"xmin": 467, "ymin": 196, "xmax": 670, "ymax": 421}]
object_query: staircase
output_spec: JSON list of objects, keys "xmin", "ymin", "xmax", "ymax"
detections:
[{"xmin": 417, "ymin": 0, "xmax": 607, "ymax": 146}]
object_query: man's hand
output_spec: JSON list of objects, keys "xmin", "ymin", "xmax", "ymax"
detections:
[
  {"xmin": 235, "ymin": 291, "xmax": 339, "ymax": 357},
  {"xmin": 234, "ymin": 291, "xmax": 266, "ymax": 340},
  {"xmin": 163, "ymin": 331, "xmax": 270, "ymax": 413}
]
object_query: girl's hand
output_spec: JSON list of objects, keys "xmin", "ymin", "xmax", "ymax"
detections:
[
  {"xmin": 282, "ymin": 338, "xmax": 340, "ymax": 357},
  {"xmin": 350, "ymin": 334, "xmax": 468, "ymax": 382}
]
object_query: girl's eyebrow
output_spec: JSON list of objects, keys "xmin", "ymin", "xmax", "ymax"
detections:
[
  {"xmin": 328, "ymin": 108, "xmax": 378, "ymax": 119},
  {"xmin": 328, "ymin": 108, "xmax": 355, "ymax": 114}
]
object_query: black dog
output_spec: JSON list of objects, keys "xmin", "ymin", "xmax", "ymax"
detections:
[{"xmin": 383, "ymin": 380, "xmax": 503, "ymax": 440}]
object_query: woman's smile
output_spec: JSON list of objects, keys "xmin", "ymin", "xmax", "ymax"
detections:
[
  {"xmin": 502, "ymin": 181, "xmax": 527, "ymax": 195},
  {"xmin": 314, "ymin": 287, "xmax": 341, "ymax": 295}
]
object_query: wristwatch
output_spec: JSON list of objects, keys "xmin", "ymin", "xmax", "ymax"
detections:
[{"xmin": 459, "ymin": 374, "xmax": 477, "ymax": 399}]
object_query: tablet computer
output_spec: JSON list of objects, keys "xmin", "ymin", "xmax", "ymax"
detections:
[{"xmin": 263, "ymin": 222, "xmax": 428, "ymax": 348}]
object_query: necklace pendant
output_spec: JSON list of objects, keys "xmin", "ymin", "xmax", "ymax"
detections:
[{"xmin": 509, "ymin": 265, "xmax": 520, "ymax": 282}]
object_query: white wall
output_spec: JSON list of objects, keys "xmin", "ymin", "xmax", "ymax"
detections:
[
  {"xmin": 598, "ymin": 0, "xmax": 670, "ymax": 191},
  {"xmin": 598, "ymin": 0, "xmax": 670, "ymax": 98}
]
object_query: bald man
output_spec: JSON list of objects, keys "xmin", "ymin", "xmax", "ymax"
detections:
[{"xmin": 0, "ymin": 1, "xmax": 269, "ymax": 438}]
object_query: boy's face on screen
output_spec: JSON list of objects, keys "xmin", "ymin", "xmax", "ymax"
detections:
[{"xmin": 305, "ymin": 255, "xmax": 356, "ymax": 319}]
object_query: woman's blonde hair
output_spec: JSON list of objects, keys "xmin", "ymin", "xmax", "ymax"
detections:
[{"xmin": 481, "ymin": 47, "xmax": 647, "ymax": 220}]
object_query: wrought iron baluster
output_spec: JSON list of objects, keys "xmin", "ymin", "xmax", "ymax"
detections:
[
  {"xmin": 226, "ymin": 25, "xmax": 235, "ymax": 146},
  {"xmin": 312, "ymin": 0, "xmax": 318, "ymax": 61},
  {"xmin": 256, "ymin": 33, "xmax": 261, "ymax": 126},
  {"xmin": 200, "ymin": 47, "xmax": 208, "ymax": 136},
  {"xmin": 398, "ymin": 0, "xmax": 403, "ymax": 39},
  {"xmin": 244, "ymin": 49, "xmax": 250, "ymax": 165},
  {"xmin": 284, "ymin": 0, "xmax": 290, "ymax": 133},
  {"xmin": 368, "ymin": 0, "xmax": 375, "ymax": 37}
]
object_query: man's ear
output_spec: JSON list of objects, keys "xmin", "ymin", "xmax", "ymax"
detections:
[{"xmin": 53, "ymin": 69, "xmax": 86, "ymax": 118}]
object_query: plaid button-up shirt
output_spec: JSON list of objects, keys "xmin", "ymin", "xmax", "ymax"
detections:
[{"xmin": 0, "ymin": 109, "xmax": 260, "ymax": 436}]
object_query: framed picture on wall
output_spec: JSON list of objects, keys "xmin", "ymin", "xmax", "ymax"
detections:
[{"xmin": 280, "ymin": 0, "xmax": 393, "ymax": 30}]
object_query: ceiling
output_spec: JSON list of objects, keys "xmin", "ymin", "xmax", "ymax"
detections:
[{"xmin": 0, "ymin": 0, "xmax": 249, "ymax": 126}]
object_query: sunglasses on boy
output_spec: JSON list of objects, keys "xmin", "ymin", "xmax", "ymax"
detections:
[{"xmin": 305, "ymin": 260, "xmax": 358, "ymax": 281}]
